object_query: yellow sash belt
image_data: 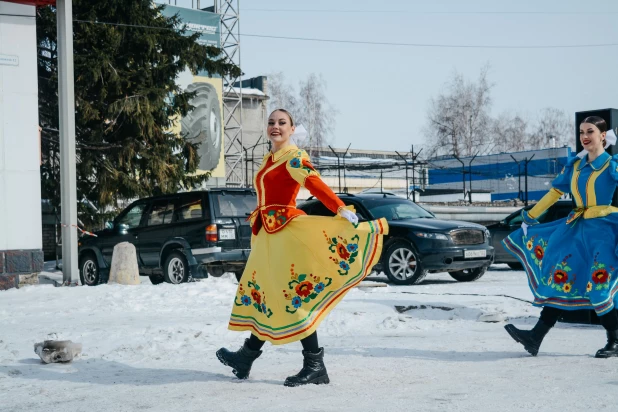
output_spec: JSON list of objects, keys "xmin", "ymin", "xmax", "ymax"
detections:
[{"xmin": 565, "ymin": 205, "xmax": 618, "ymax": 224}]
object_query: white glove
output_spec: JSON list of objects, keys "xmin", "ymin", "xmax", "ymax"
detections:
[
  {"xmin": 521, "ymin": 222, "xmax": 529, "ymax": 237},
  {"xmin": 339, "ymin": 209, "xmax": 359, "ymax": 225}
]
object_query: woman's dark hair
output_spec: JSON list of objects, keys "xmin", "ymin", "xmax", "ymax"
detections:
[
  {"xmin": 269, "ymin": 109, "xmax": 295, "ymax": 126},
  {"xmin": 581, "ymin": 116, "xmax": 608, "ymax": 133}
]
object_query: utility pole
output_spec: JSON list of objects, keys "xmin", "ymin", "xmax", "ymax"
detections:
[
  {"xmin": 58, "ymin": 0, "xmax": 79, "ymax": 285},
  {"xmin": 510, "ymin": 155, "xmax": 522, "ymax": 201},
  {"xmin": 328, "ymin": 146, "xmax": 342, "ymax": 192},
  {"xmin": 244, "ymin": 137, "xmax": 267, "ymax": 188},
  {"xmin": 395, "ymin": 150, "xmax": 409, "ymax": 200},
  {"xmin": 342, "ymin": 143, "xmax": 351, "ymax": 193},
  {"xmin": 454, "ymin": 155, "xmax": 466, "ymax": 202},
  {"xmin": 468, "ymin": 152, "xmax": 479, "ymax": 203},
  {"xmin": 523, "ymin": 155, "xmax": 535, "ymax": 206},
  {"xmin": 396, "ymin": 145, "xmax": 422, "ymax": 202},
  {"xmin": 411, "ymin": 145, "xmax": 422, "ymax": 202}
]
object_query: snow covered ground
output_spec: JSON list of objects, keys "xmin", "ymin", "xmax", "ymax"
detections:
[{"xmin": 1, "ymin": 265, "xmax": 617, "ymax": 412}]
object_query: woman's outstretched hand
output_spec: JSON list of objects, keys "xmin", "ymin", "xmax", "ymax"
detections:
[
  {"xmin": 521, "ymin": 221, "xmax": 529, "ymax": 236},
  {"xmin": 339, "ymin": 209, "xmax": 359, "ymax": 225}
]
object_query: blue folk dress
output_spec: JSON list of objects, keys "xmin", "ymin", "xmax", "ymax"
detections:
[{"xmin": 503, "ymin": 151, "xmax": 618, "ymax": 315}]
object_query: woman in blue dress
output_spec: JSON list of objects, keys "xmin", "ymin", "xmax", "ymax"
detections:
[{"xmin": 503, "ymin": 116, "xmax": 618, "ymax": 358}]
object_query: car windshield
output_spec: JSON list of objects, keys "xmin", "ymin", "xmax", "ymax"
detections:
[
  {"xmin": 362, "ymin": 199, "xmax": 434, "ymax": 221},
  {"xmin": 212, "ymin": 191, "xmax": 257, "ymax": 217}
]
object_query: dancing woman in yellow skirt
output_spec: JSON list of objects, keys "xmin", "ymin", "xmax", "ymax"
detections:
[{"xmin": 216, "ymin": 109, "xmax": 388, "ymax": 386}]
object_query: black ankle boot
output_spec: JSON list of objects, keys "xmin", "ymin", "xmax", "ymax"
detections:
[
  {"xmin": 284, "ymin": 348, "xmax": 330, "ymax": 387},
  {"xmin": 504, "ymin": 320, "xmax": 552, "ymax": 356},
  {"xmin": 595, "ymin": 330, "xmax": 618, "ymax": 358},
  {"xmin": 216, "ymin": 339, "xmax": 262, "ymax": 379}
]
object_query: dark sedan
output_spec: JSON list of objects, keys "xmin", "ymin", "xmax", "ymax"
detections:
[
  {"xmin": 299, "ymin": 193, "xmax": 494, "ymax": 285},
  {"xmin": 487, "ymin": 200, "xmax": 574, "ymax": 268}
]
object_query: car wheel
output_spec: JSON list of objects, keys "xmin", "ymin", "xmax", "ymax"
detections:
[
  {"xmin": 383, "ymin": 242, "xmax": 428, "ymax": 285},
  {"xmin": 79, "ymin": 254, "xmax": 101, "ymax": 286},
  {"xmin": 163, "ymin": 251, "xmax": 189, "ymax": 284},
  {"xmin": 206, "ymin": 265, "xmax": 225, "ymax": 277},
  {"xmin": 149, "ymin": 274, "xmax": 165, "ymax": 285},
  {"xmin": 449, "ymin": 266, "xmax": 488, "ymax": 282},
  {"xmin": 507, "ymin": 262, "xmax": 523, "ymax": 270}
]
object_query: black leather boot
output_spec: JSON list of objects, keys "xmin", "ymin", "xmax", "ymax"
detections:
[
  {"xmin": 216, "ymin": 339, "xmax": 262, "ymax": 379},
  {"xmin": 595, "ymin": 330, "xmax": 618, "ymax": 358},
  {"xmin": 284, "ymin": 348, "xmax": 330, "ymax": 387},
  {"xmin": 504, "ymin": 320, "xmax": 552, "ymax": 356}
]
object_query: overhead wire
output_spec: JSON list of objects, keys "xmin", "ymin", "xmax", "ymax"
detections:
[
  {"xmin": 19, "ymin": 18, "xmax": 613, "ymax": 50},
  {"xmin": 243, "ymin": 8, "xmax": 618, "ymax": 15}
]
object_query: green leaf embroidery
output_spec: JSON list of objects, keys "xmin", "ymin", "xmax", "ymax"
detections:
[{"xmin": 298, "ymin": 274, "xmax": 307, "ymax": 282}]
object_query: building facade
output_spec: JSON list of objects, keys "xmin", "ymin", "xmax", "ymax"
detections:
[{"xmin": 0, "ymin": 1, "xmax": 44, "ymax": 289}]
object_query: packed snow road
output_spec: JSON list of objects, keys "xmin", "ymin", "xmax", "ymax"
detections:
[{"xmin": 1, "ymin": 265, "xmax": 616, "ymax": 412}]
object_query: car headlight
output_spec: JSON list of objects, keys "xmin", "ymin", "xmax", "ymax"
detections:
[
  {"xmin": 414, "ymin": 232, "xmax": 449, "ymax": 241},
  {"xmin": 485, "ymin": 229, "xmax": 491, "ymax": 240}
]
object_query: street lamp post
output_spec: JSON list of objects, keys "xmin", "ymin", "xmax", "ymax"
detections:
[{"xmin": 57, "ymin": 0, "xmax": 79, "ymax": 285}]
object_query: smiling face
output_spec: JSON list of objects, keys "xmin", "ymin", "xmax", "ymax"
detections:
[
  {"xmin": 267, "ymin": 110, "xmax": 295, "ymax": 150},
  {"xmin": 579, "ymin": 122, "xmax": 607, "ymax": 152}
]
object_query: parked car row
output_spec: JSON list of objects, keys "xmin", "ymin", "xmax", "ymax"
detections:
[
  {"xmin": 79, "ymin": 188, "xmax": 572, "ymax": 287},
  {"xmin": 78, "ymin": 188, "xmax": 256, "ymax": 286},
  {"xmin": 299, "ymin": 193, "xmax": 494, "ymax": 285}
]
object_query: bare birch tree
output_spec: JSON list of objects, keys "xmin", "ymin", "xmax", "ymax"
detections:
[
  {"xmin": 424, "ymin": 66, "xmax": 494, "ymax": 158},
  {"xmin": 491, "ymin": 113, "xmax": 530, "ymax": 153},
  {"xmin": 527, "ymin": 107, "xmax": 573, "ymax": 149},
  {"xmin": 266, "ymin": 72, "xmax": 336, "ymax": 158},
  {"xmin": 267, "ymin": 72, "xmax": 299, "ymax": 119},
  {"xmin": 298, "ymin": 73, "xmax": 337, "ymax": 156}
]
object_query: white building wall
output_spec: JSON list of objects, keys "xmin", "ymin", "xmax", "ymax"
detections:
[{"xmin": 0, "ymin": 2, "xmax": 42, "ymax": 251}]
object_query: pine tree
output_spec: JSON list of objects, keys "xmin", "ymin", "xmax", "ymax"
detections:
[{"xmin": 37, "ymin": 0, "xmax": 239, "ymax": 224}]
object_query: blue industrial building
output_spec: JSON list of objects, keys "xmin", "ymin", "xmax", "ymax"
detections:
[{"xmin": 427, "ymin": 147, "xmax": 573, "ymax": 202}]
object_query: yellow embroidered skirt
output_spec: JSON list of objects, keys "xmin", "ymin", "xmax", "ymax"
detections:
[{"xmin": 228, "ymin": 215, "xmax": 388, "ymax": 344}]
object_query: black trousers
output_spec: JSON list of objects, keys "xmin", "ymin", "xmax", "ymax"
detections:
[
  {"xmin": 541, "ymin": 306, "xmax": 618, "ymax": 331},
  {"xmin": 247, "ymin": 331, "xmax": 320, "ymax": 353}
]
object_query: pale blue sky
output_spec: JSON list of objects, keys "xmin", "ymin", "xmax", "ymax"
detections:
[{"xmin": 165, "ymin": 0, "xmax": 618, "ymax": 152}]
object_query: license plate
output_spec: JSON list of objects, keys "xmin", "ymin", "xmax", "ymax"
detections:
[
  {"xmin": 464, "ymin": 250, "xmax": 486, "ymax": 259},
  {"xmin": 219, "ymin": 229, "xmax": 236, "ymax": 240}
]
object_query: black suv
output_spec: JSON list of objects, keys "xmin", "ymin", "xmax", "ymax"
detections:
[
  {"xmin": 299, "ymin": 193, "xmax": 494, "ymax": 285},
  {"xmin": 487, "ymin": 199, "xmax": 574, "ymax": 268},
  {"xmin": 78, "ymin": 188, "xmax": 256, "ymax": 285}
]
